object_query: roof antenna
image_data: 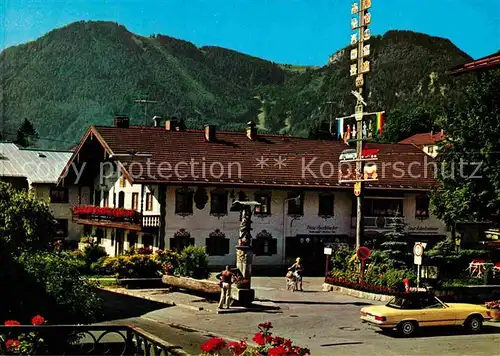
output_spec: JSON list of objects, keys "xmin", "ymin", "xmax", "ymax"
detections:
[{"xmin": 135, "ymin": 99, "xmax": 160, "ymax": 125}]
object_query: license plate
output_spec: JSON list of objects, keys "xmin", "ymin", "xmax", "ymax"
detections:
[{"xmin": 366, "ymin": 314, "xmax": 376, "ymax": 321}]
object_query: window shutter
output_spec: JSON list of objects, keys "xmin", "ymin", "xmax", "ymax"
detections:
[
  {"xmin": 169, "ymin": 238, "xmax": 175, "ymax": 250},
  {"xmin": 205, "ymin": 238, "xmax": 214, "ymax": 255},
  {"xmin": 252, "ymin": 239, "xmax": 263, "ymax": 256},
  {"xmin": 269, "ymin": 239, "xmax": 278, "ymax": 255},
  {"xmin": 222, "ymin": 238, "xmax": 230, "ymax": 255},
  {"xmin": 189, "ymin": 238, "xmax": 195, "ymax": 246}
]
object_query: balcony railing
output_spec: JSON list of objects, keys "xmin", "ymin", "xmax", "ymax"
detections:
[
  {"xmin": 351, "ymin": 216, "xmax": 404, "ymax": 230},
  {"xmin": 0, "ymin": 324, "xmax": 188, "ymax": 355},
  {"xmin": 72, "ymin": 206, "xmax": 161, "ymax": 230},
  {"xmin": 142, "ymin": 215, "xmax": 161, "ymax": 228}
]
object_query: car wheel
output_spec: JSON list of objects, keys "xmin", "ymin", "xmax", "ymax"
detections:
[
  {"xmin": 398, "ymin": 321, "xmax": 417, "ymax": 337},
  {"xmin": 465, "ymin": 315, "xmax": 483, "ymax": 333}
]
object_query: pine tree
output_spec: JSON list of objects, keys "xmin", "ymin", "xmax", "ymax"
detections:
[
  {"xmin": 381, "ymin": 211, "xmax": 410, "ymax": 269},
  {"xmin": 15, "ymin": 119, "xmax": 39, "ymax": 147}
]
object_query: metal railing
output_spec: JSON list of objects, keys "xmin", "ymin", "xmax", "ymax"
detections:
[
  {"xmin": 0, "ymin": 324, "xmax": 189, "ymax": 355},
  {"xmin": 351, "ymin": 216, "xmax": 404, "ymax": 229}
]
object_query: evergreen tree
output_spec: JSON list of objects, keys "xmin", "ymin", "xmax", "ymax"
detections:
[
  {"xmin": 15, "ymin": 119, "xmax": 39, "ymax": 147},
  {"xmin": 381, "ymin": 211, "xmax": 410, "ymax": 269}
]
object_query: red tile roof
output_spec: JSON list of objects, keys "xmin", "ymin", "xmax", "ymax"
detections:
[
  {"xmin": 64, "ymin": 125, "xmax": 440, "ymax": 190},
  {"xmin": 449, "ymin": 53, "xmax": 500, "ymax": 75},
  {"xmin": 399, "ymin": 132, "xmax": 445, "ymax": 146}
]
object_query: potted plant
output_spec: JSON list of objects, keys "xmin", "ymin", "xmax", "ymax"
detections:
[{"xmin": 485, "ymin": 300, "xmax": 500, "ymax": 321}]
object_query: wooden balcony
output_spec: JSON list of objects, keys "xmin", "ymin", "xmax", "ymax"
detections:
[{"xmin": 72, "ymin": 206, "xmax": 160, "ymax": 231}]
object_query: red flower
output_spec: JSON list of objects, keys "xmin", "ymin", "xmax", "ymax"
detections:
[
  {"xmin": 252, "ymin": 332, "xmax": 266, "ymax": 346},
  {"xmin": 258, "ymin": 321, "xmax": 273, "ymax": 331},
  {"xmin": 32, "ymin": 315, "xmax": 45, "ymax": 325},
  {"xmin": 200, "ymin": 337, "xmax": 226, "ymax": 353},
  {"xmin": 227, "ymin": 340, "xmax": 247, "ymax": 355},
  {"xmin": 5, "ymin": 339, "xmax": 20, "ymax": 350},
  {"xmin": 268, "ymin": 345, "xmax": 288, "ymax": 356},
  {"xmin": 4, "ymin": 320, "xmax": 20, "ymax": 326}
]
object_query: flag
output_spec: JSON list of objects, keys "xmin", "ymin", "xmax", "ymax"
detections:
[
  {"xmin": 337, "ymin": 118, "xmax": 344, "ymax": 140},
  {"xmin": 376, "ymin": 112, "xmax": 384, "ymax": 135}
]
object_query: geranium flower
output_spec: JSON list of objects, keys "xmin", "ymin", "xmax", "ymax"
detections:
[
  {"xmin": 268, "ymin": 345, "xmax": 288, "ymax": 356},
  {"xmin": 258, "ymin": 321, "xmax": 273, "ymax": 331},
  {"xmin": 32, "ymin": 315, "xmax": 45, "ymax": 325},
  {"xmin": 252, "ymin": 332, "xmax": 266, "ymax": 346},
  {"xmin": 227, "ymin": 340, "xmax": 247, "ymax": 355},
  {"xmin": 200, "ymin": 337, "xmax": 226, "ymax": 353},
  {"xmin": 5, "ymin": 339, "xmax": 20, "ymax": 350},
  {"xmin": 4, "ymin": 320, "xmax": 20, "ymax": 326}
]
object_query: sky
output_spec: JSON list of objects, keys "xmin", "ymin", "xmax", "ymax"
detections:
[{"xmin": 1, "ymin": 0, "xmax": 499, "ymax": 66}]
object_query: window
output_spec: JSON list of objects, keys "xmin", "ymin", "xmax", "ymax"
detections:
[
  {"xmin": 50, "ymin": 187, "xmax": 68, "ymax": 203},
  {"xmin": 363, "ymin": 199, "xmax": 403, "ymax": 217},
  {"xmin": 55, "ymin": 219, "xmax": 68, "ymax": 238},
  {"xmin": 103, "ymin": 191, "xmax": 109, "ymax": 207},
  {"xmin": 83, "ymin": 224, "xmax": 92, "ymax": 236},
  {"xmin": 169, "ymin": 228, "xmax": 195, "ymax": 252},
  {"xmin": 205, "ymin": 229, "xmax": 230, "ymax": 256},
  {"xmin": 118, "ymin": 191, "xmax": 125, "ymax": 208},
  {"xmin": 254, "ymin": 193, "xmax": 271, "ymax": 215},
  {"xmin": 287, "ymin": 192, "xmax": 303, "ymax": 216},
  {"xmin": 146, "ymin": 193, "xmax": 153, "ymax": 211},
  {"xmin": 318, "ymin": 194, "xmax": 334, "ymax": 217},
  {"xmin": 428, "ymin": 146, "xmax": 434, "ymax": 154},
  {"xmin": 253, "ymin": 230, "xmax": 277, "ymax": 256},
  {"xmin": 95, "ymin": 228, "xmax": 104, "ymax": 244},
  {"xmin": 119, "ymin": 176, "xmax": 126, "ymax": 188},
  {"xmin": 175, "ymin": 189, "xmax": 193, "ymax": 215},
  {"xmin": 415, "ymin": 194, "xmax": 430, "ymax": 219},
  {"xmin": 131, "ymin": 193, "xmax": 139, "ymax": 210},
  {"xmin": 128, "ymin": 232, "xmax": 138, "ymax": 248},
  {"xmin": 113, "ymin": 193, "xmax": 116, "ymax": 207},
  {"xmin": 95, "ymin": 191, "xmax": 101, "ymax": 206},
  {"xmin": 210, "ymin": 190, "xmax": 228, "ymax": 216}
]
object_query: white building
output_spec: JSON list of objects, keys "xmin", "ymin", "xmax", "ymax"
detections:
[
  {"xmin": 399, "ymin": 131, "xmax": 445, "ymax": 158},
  {"xmin": 0, "ymin": 142, "xmax": 82, "ymax": 241},
  {"xmin": 59, "ymin": 117, "xmax": 448, "ymax": 272}
]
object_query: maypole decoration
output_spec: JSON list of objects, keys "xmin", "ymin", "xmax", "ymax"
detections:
[{"xmin": 336, "ymin": 0, "xmax": 385, "ymax": 250}]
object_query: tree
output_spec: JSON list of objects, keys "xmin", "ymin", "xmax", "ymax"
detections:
[
  {"xmin": 380, "ymin": 211, "xmax": 411, "ymax": 269},
  {"xmin": 431, "ymin": 70, "xmax": 500, "ymax": 225},
  {"xmin": 0, "ymin": 182, "xmax": 56, "ymax": 252},
  {"xmin": 15, "ymin": 118, "xmax": 39, "ymax": 147}
]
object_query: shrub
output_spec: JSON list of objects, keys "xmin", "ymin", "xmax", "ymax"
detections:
[
  {"xmin": 175, "ymin": 245, "xmax": 209, "ymax": 279},
  {"xmin": 101, "ymin": 254, "xmax": 162, "ymax": 278},
  {"xmin": 16, "ymin": 252, "xmax": 102, "ymax": 323},
  {"xmin": 152, "ymin": 249, "xmax": 179, "ymax": 274}
]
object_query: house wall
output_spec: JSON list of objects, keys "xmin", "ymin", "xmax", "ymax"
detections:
[
  {"xmin": 423, "ymin": 145, "xmax": 438, "ymax": 158},
  {"xmin": 31, "ymin": 184, "xmax": 82, "ymax": 241}
]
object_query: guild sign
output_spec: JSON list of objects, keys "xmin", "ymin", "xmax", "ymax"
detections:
[
  {"xmin": 351, "ymin": 34, "xmax": 358, "ymax": 45},
  {"xmin": 351, "ymin": 2, "xmax": 359, "ymax": 14},
  {"xmin": 363, "ymin": 28, "xmax": 371, "ymax": 41},
  {"xmin": 356, "ymin": 74, "xmax": 364, "ymax": 87},
  {"xmin": 362, "ymin": 0, "xmax": 372, "ymax": 10},
  {"xmin": 364, "ymin": 13, "xmax": 371, "ymax": 25},
  {"xmin": 354, "ymin": 182, "xmax": 361, "ymax": 196},
  {"xmin": 351, "ymin": 18, "xmax": 358, "ymax": 29},
  {"xmin": 363, "ymin": 44, "xmax": 370, "ymax": 57},
  {"xmin": 361, "ymin": 61, "xmax": 370, "ymax": 73},
  {"xmin": 363, "ymin": 162, "xmax": 378, "ymax": 180},
  {"xmin": 350, "ymin": 64, "xmax": 358, "ymax": 76},
  {"xmin": 350, "ymin": 49, "xmax": 358, "ymax": 60}
]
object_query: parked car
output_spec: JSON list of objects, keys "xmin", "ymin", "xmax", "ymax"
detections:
[{"xmin": 360, "ymin": 292, "xmax": 492, "ymax": 337}]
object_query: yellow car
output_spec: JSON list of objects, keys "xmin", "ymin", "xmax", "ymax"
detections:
[{"xmin": 360, "ymin": 292, "xmax": 492, "ymax": 336}]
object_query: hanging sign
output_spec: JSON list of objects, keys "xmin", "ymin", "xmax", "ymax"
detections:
[
  {"xmin": 364, "ymin": 13, "xmax": 372, "ymax": 25},
  {"xmin": 363, "ymin": 44, "xmax": 370, "ymax": 57},
  {"xmin": 354, "ymin": 182, "xmax": 361, "ymax": 196},
  {"xmin": 350, "ymin": 49, "xmax": 358, "ymax": 60},
  {"xmin": 351, "ymin": 2, "xmax": 359, "ymax": 14},
  {"xmin": 351, "ymin": 18, "xmax": 358, "ymax": 29},
  {"xmin": 351, "ymin": 34, "xmax": 358, "ymax": 45},
  {"xmin": 363, "ymin": 29, "xmax": 371, "ymax": 41},
  {"xmin": 361, "ymin": 61, "xmax": 370, "ymax": 73},
  {"xmin": 362, "ymin": 0, "xmax": 372, "ymax": 10},
  {"xmin": 363, "ymin": 162, "xmax": 378, "ymax": 180},
  {"xmin": 356, "ymin": 74, "xmax": 364, "ymax": 87},
  {"xmin": 350, "ymin": 64, "xmax": 358, "ymax": 76}
]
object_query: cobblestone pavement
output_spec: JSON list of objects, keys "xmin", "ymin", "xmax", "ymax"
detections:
[{"xmin": 99, "ymin": 277, "xmax": 500, "ymax": 356}]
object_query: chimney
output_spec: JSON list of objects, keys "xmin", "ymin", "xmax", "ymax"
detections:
[
  {"xmin": 204, "ymin": 125, "xmax": 216, "ymax": 142},
  {"xmin": 165, "ymin": 118, "xmax": 180, "ymax": 131},
  {"xmin": 246, "ymin": 121, "xmax": 257, "ymax": 140},
  {"xmin": 152, "ymin": 116, "xmax": 162, "ymax": 127},
  {"xmin": 114, "ymin": 116, "xmax": 130, "ymax": 128}
]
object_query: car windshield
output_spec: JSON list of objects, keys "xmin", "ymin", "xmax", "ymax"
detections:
[
  {"xmin": 386, "ymin": 296, "xmax": 408, "ymax": 309},
  {"xmin": 386, "ymin": 294, "xmax": 447, "ymax": 309}
]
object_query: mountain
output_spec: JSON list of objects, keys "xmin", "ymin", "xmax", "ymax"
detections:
[{"xmin": 0, "ymin": 21, "xmax": 473, "ymax": 148}]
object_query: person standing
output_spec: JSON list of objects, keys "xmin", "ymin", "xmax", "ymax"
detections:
[
  {"xmin": 288, "ymin": 257, "xmax": 304, "ymax": 291},
  {"xmin": 216, "ymin": 265, "xmax": 234, "ymax": 310}
]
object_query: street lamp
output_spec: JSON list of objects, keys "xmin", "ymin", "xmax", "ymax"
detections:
[{"xmin": 282, "ymin": 194, "xmax": 301, "ymax": 266}]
